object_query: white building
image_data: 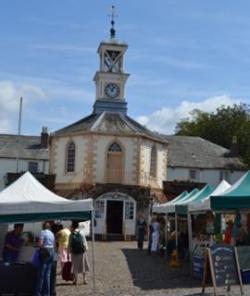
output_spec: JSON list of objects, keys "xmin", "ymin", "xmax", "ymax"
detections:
[
  {"xmin": 166, "ymin": 135, "xmax": 246, "ymax": 187},
  {"xmin": 49, "ymin": 25, "xmax": 168, "ymax": 239},
  {"xmin": 0, "ymin": 127, "xmax": 49, "ymax": 190}
]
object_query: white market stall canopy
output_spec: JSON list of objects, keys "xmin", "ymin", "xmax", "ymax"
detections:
[
  {"xmin": 152, "ymin": 188, "xmax": 200, "ymax": 214},
  {"xmin": 188, "ymin": 180, "xmax": 231, "ymax": 212},
  {"xmin": 152, "ymin": 191, "xmax": 188, "ymax": 214},
  {"xmin": 0, "ymin": 172, "xmax": 93, "ymax": 223}
]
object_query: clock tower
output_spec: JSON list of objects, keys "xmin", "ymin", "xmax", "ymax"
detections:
[{"xmin": 93, "ymin": 6, "xmax": 129, "ymax": 114}]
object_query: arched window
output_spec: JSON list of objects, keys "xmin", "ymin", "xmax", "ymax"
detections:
[
  {"xmin": 66, "ymin": 141, "xmax": 75, "ymax": 172},
  {"xmin": 108, "ymin": 142, "xmax": 122, "ymax": 152},
  {"xmin": 107, "ymin": 142, "xmax": 123, "ymax": 183},
  {"xmin": 150, "ymin": 146, "xmax": 157, "ymax": 178}
]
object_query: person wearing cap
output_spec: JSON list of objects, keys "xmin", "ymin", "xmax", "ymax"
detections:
[{"xmin": 2, "ymin": 223, "xmax": 24, "ymax": 263}]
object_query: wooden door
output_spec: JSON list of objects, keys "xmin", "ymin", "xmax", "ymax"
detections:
[{"xmin": 107, "ymin": 152, "xmax": 123, "ymax": 183}]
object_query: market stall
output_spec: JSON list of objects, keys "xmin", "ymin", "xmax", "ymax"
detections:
[
  {"xmin": 0, "ymin": 172, "xmax": 96, "ymax": 295},
  {"xmin": 187, "ymin": 180, "xmax": 231, "ymax": 279},
  {"xmin": 152, "ymin": 186, "xmax": 216, "ymax": 259},
  {"xmin": 189, "ymin": 172, "xmax": 250, "ymax": 283},
  {"xmin": 210, "ymin": 171, "xmax": 250, "ymax": 283}
]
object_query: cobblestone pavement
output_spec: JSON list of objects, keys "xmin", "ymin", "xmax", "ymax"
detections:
[{"xmin": 56, "ymin": 241, "xmax": 249, "ymax": 296}]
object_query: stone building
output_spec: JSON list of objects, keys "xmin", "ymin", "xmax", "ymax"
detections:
[
  {"xmin": 0, "ymin": 127, "xmax": 49, "ymax": 190},
  {"xmin": 165, "ymin": 135, "xmax": 246, "ymax": 187},
  {"xmin": 49, "ymin": 26, "xmax": 168, "ymax": 239}
]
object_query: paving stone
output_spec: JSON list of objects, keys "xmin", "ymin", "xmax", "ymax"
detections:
[{"xmin": 56, "ymin": 241, "xmax": 249, "ymax": 296}]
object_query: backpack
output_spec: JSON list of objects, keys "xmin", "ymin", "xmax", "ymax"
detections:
[{"xmin": 71, "ymin": 232, "xmax": 85, "ymax": 254}]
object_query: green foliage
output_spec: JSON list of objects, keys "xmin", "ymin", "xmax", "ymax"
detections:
[{"xmin": 175, "ymin": 104, "xmax": 250, "ymax": 166}]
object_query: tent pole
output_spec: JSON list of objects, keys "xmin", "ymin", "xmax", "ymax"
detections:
[
  {"xmin": 165, "ymin": 213, "xmax": 168, "ymax": 242},
  {"xmin": 165, "ymin": 213, "xmax": 168, "ymax": 259},
  {"xmin": 91, "ymin": 211, "xmax": 96, "ymax": 295},
  {"xmin": 187, "ymin": 212, "xmax": 193, "ymax": 264},
  {"xmin": 175, "ymin": 212, "xmax": 178, "ymax": 249}
]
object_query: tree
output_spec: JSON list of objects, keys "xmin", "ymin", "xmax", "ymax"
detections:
[{"xmin": 175, "ymin": 104, "xmax": 250, "ymax": 166}]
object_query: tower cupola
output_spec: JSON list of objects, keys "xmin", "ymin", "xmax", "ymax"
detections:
[{"xmin": 93, "ymin": 6, "xmax": 129, "ymax": 114}]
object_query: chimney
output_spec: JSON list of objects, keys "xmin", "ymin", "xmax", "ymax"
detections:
[
  {"xmin": 40, "ymin": 126, "xmax": 49, "ymax": 149},
  {"xmin": 230, "ymin": 135, "xmax": 239, "ymax": 157}
]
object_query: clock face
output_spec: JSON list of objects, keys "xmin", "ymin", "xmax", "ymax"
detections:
[{"xmin": 104, "ymin": 83, "xmax": 120, "ymax": 99}]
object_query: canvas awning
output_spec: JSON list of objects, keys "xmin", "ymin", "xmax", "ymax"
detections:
[
  {"xmin": 0, "ymin": 172, "xmax": 93, "ymax": 223},
  {"xmin": 188, "ymin": 180, "xmax": 231, "ymax": 212},
  {"xmin": 211, "ymin": 171, "xmax": 250, "ymax": 211},
  {"xmin": 152, "ymin": 191, "xmax": 188, "ymax": 214},
  {"xmin": 175, "ymin": 185, "xmax": 214, "ymax": 215},
  {"xmin": 156, "ymin": 188, "xmax": 200, "ymax": 214}
]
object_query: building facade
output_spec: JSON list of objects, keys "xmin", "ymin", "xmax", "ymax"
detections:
[
  {"xmin": 49, "ymin": 28, "xmax": 168, "ymax": 239},
  {"xmin": 0, "ymin": 128, "xmax": 49, "ymax": 190},
  {"xmin": 166, "ymin": 135, "xmax": 246, "ymax": 187}
]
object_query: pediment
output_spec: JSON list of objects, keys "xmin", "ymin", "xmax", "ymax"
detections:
[{"xmin": 91, "ymin": 113, "xmax": 137, "ymax": 134}]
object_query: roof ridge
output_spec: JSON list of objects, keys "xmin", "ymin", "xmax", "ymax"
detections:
[
  {"xmin": 90, "ymin": 112, "xmax": 106, "ymax": 131},
  {"xmin": 0, "ymin": 134, "xmax": 40, "ymax": 138},
  {"xmin": 52, "ymin": 113, "xmax": 97, "ymax": 134},
  {"xmin": 119, "ymin": 113, "xmax": 140, "ymax": 133}
]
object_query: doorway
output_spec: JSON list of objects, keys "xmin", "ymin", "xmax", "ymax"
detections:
[{"xmin": 106, "ymin": 200, "xmax": 123, "ymax": 234}]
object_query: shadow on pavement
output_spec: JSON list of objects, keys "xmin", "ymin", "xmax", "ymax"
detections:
[{"xmin": 122, "ymin": 248, "xmax": 201, "ymax": 290}]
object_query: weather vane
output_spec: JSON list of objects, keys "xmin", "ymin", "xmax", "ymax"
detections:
[{"xmin": 108, "ymin": 5, "xmax": 117, "ymax": 39}]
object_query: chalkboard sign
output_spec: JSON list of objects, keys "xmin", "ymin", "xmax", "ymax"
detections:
[
  {"xmin": 192, "ymin": 245, "xmax": 206, "ymax": 280},
  {"xmin": 210, "ymin": 244, "xmax": 239, "ymax": 286},
  {"xmin": 202, "ymin": 244, "xmax": 243, "ymax": 296}
]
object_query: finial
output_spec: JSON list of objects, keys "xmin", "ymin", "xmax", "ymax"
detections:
[{"xmin": 109, "ymin": 5, "xmax": 117, "ymax": 39}]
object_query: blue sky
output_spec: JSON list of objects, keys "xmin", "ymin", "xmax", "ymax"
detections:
[{"xmin": 1, "ymin": 1, "xmax": 250, "ymax": 135}]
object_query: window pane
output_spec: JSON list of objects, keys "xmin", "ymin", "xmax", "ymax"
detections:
[
  {"xmin": 150, "ymin": 146, "xmax": 157, "ymax": 177},
  {"xmin": 189, "ymin": 170, "xmax": 196, "ymax": 180},
  {"xmin": 95, "ymin": 200, "xmax": 105, "ymax": 219},
  {"xmin": 66, "ymin": 142, "xmax": 75, "ymax": 172},
  {"xmin": 108, "ymin": 142, "xmax": 122, "ymax": 152},
  {"xmin": 125, "ymin": 201, "xmax": 134, "ymax": 220},
  {"xmin": 28, "ymin": 162, "xmax": 38, "ymax": 173}
]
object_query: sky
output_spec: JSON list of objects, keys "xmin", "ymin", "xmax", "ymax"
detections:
[{"xmin": 1, "ymin": 1, "xmax": 250, "ymax": 135}]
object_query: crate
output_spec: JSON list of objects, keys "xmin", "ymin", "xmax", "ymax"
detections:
[{"xmin": 241, "ymin": 270, "xmax": 250, "ymax": 284}]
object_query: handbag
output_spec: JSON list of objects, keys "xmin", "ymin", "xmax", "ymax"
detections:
[
  {"xmin": 62, "ymin": 261, "xmax": 75, "ymax": 281},
  {"xmin": 39, "ymin": 247, "xmax": 50, "ymax": 260},
  {"xmin": 32, "ymin": 249, "xmax": 41, "ymax": 268}
]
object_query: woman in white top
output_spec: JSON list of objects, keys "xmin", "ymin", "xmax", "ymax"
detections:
[{"xmin": 151, "ymin": 217, "xmax": 160, "ymax": 252}]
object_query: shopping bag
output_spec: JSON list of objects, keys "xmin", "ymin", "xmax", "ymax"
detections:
[
  {"xmin": 31, "ymin": 249, "xmax": 41, "ymax": 268},
  {"xmin": 62, "ymin": 261, "xmax": 75, "ymax": 281}
]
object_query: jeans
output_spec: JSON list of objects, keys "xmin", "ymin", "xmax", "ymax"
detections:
[{"xmin": 36, "ymin": 248, "xmax": 54, "ymax": 296}]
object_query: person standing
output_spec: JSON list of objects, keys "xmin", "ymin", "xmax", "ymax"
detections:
[
  {"xmin": 57, "ymin": 224, "xmax": 71, "ymax": 273},
  {"xmin": 224, "ymin": 220, "xmax": 233, "ymax": 245},
  {"xmin": 2, "ymin": 223, "xmax": 24, "ymax": 263},
  {"xmin": 136, "ymin": 214, "xmax": 147, "ymax": 250},
  {"xmin": 68, "ymin": 220, "xmax": 89, "ymax": 285},
  {"xmin": 36, "ymin": 221, "xmax": 55, "ymax": 296},
  {"xmin": 147, "ymin": 220, "xmax": 153, "ymax": 255},
  {"xmin": 151, "ymin": 217, "xmax": 160, "ymax": 253}
]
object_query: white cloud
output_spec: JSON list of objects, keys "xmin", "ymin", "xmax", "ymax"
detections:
[
  {"xmin": 0, "ymin": 81, "xmax": 46, "ymax": 133},
  {"xmin": 136, "ymin": 95, "xmax": 239, "ymax": 134}
]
